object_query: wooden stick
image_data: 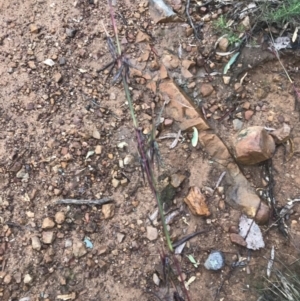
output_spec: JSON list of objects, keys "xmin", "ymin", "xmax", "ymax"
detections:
[{"xmin": 56, "ymin": 198, "xmax": 112, "ymax": 206}]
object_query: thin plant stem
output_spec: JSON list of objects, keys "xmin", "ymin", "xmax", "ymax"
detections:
[{"xmin": 107, "ymin": 0, "xmax": 173, "ymax": 252}]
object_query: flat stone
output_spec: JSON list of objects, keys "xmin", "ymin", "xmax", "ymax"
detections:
[
  {"xmin": 4, "ymin": 274, "xmax": 12, "ymax": 284},
  {"xmin": 73, "ymin": 240, "xmax": 87, "ymax": 258},
  {"xmin": 42, "ymin": 231, "xmax": 55, "ymax": 244},
  {"xmin": 53, "ymin": 72, "xmax": 62, "ymax": 83},
  {"xmin": 179, "ymin": 117, "xmax": 210, "ymax": 131},
  {"xmin": 112, "ymin": 178, "xmax": 120, "ymax": 188},
  {"xmin": 66, "ymin": 28, "xmax": 77, "ymax": 38},
  {"xmin": 149, "ymin": 0, "xmax": 177, "ymax": 23},
  {"xmin": 244, "ymin": 110, "xmax": 254, "ymax": 120},
  {"xmin": 225, "ymin": 163, "xmax": 270, "ymax": 224},
  {"xmin": 233, "ymin": 119, "xmax": 243, "ymax": 131},
  {"xmin": 270, "ymin": 123, "xmax": 291, "ymax": 144},
  {"xmin": 26, "ymin": 102, "xmax": 35, "ymax": 110},
  {"xmin": 160, "ymin": 80, "xmax": 210, "ymax": 125},
  {"xmin": 31, "ymin": 236, "xmax": 42, "ymax": 250},
  {"xmin": 95, "ymin": 145, "xmax": 102, "ymax": 154},
  {"xmin": 243, "ymin": 102, "xmax": 251, "ymax": 110},
  {"xmin": 135, "ymin": 30, "xmax": 150, "ymax": 43},
  {"xmin": 159, "ymin": 64, "xmax": 168, "ymax": 79},
  {"xmin": 55, "ymin": 212, "xmax": 65, "ymax": 224},
  {"xmin": 198, "ymin": 131, "xmax": 231, "ymax": 165},
  {"xmin": 184, "ymin": 186, "xmax": 210, "ymax": 216},
  {"xmin": 182, "ymin": 60, "xmax": 195, "ymax": 69},
  {"xmin": 234, "ymin": 126, "xmax": 275, "ymax": 165},
  {"xmin": 24, "ymin": 274, "xmax": 33, "ymax": 284},
  {"xmin": 181, "ymin": 67, "xmax": 193, "ymax": 78},
  {"xmin": 92, "ymin": 129, "xmax": 101, "ymax": 139},
  {"xmin": 117, "ymin": 233, "xmax": 125, "ymax": 243},
  {"xmin": 59, "ymin": 57, "xmax": 66, "ymax": 65},
  {"xmin": 42, "ymin": 217, "xmax": 55, "ymax": 229},
  {"xmin": 234, "ymin": 83, "xmax": 243, "ymax": 93},
  {"xmin": 170, "ymin": 173, "xmax": 186, "ymax": 188},
  {"xmin": 54, "ymin": 189, "xmax": 61, "ymax": 196},
  {"xmin": 124, "ymin": 154, "xmax": 134, "ymax": 165},
  {"xmin": 223, "ymin": 76, "xmax": 231, "ymax": 84},
  {"xmin": 162, "ymin": 54, "xmax": 180, "ymax": 70},
  {"xmin": 30, "ymin": 24, "xmax": 39, "ymax": 34},
  {"xmin": 199, "ymin": 83, "xmax": 214, "ymax": 97},
  {"xmin": 164, "ymin": 118, "xmax": 173, "ymax": 126},
  {"xmin": 218, "ymin": 37, "xmax": 229, "ymax": 52},
  {"xmin": 146, "ymin": 226, "xmax": 158, "ymax": 241},
  {"xmin": 28, "ymin": 61, "xmax": 36, "ymax": 70},
  {"xmin": 102, "ymin": 203, "xmax": 115, "ymax": 219},
  {"xmin": 230, "ymin": 233, "xmax": 247, "ymax": 247}
]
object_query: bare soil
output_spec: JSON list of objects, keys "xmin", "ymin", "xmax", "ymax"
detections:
[{"xmin": 1, "ymin": 1, "xmax": 300, "ymax": 301}]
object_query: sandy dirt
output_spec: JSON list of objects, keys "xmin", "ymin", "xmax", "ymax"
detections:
[{"xmin": 1, "ymin": 1, "xmax": 300, "ymax": 301}]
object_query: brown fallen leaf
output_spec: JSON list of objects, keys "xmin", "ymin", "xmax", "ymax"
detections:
[{"xmin": 184, "ymin": 186, "xmax": 210, "ymax": 216}]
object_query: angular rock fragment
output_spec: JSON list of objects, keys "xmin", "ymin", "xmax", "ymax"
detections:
[
  {"xmin": 230, "ymin": 233, "xmax": 247, "ymax": 247},
  {"xmin": 102, "ymin": 203, "xmax": 115, "ymax": 219},
  {"xmin": 199, "ymin": 84, "xmax": 214, "ymax": 97},
  {"xmin": 270, "ymin": 123, "xmax": 291, "ymax": 144},
  {"xmin": 234, "ymin": 126, "xmax": 275, "ymax": 165},
  {"xmin": 170, "ymin": 173, "xmax": 186, "ymax": 188},
  {"xmin": 225, "ymin": 163, "xmax": 269, "ymax": 224},
  {"xmin": 42, "ymin": 217, "xmax": 55, "ymax": 229},
  {"xmin": 31, "ymin": 236, "xmax": 42, "ymax": 251},
  {"xmin": 147, "ymin": 226, "xmax": 158, "ymax": 241},
  {"xmin": 42, "ymin": 231, "xmax": 55, "ymax": 244},
  {"xmin": 184, "ymin": 186, "xmax": 210, "ymax": 216},
  {"xmin": 73, "ymin": 240, "xmax": 87, "ymax": 258},
  {"xmin": 149, "ymin": 0, "xmax": 177, "ymax": 23}
]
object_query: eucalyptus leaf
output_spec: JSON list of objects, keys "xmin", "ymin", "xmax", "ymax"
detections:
[
  {"xmin": 223, "ymin": 52, "xmax": 240, "ymax": 74},
  {"xmin": 191, "ymin": 127, "xmax": 198, "ymax": 147},
  {"xmin": 85, "ymin": 150, "xmax": 95, "ymax": 159},
  {"xmin": 186, "ymin": 254, "xmax": 199, "ymax": 268}
]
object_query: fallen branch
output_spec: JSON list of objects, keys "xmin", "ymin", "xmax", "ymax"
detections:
[{"xmin": 56, "ymin": 198, "xmax": 112, "ymax": 206}]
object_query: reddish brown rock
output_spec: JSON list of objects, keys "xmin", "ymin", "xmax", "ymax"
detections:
[
  {"xmin": 198, "ymin": 131, "xmax": 232, "ymax": 165},
  {"xmin": 135, "ymin": 30, "xmax": 150, "ymax": 43},
  {"xmin": 244, "ymin": 110, "xmax": 254, "ymax": 120},
  {"xmin": 184, "ymin": 186, "xmax": 210, "ymax": 216},
  {"xmin": 230, "ymin": 233, "xmax": 247, "ymax": 247},
  {"xmin": 234, "ymin": 126, "xmax": 275, "ymax": 165},
  {"xmin": 228, "ymin": 225, "xmax": 239, "ymax": 234},
  {"xmin": 199, "ymin": 84, "xmax": 214, "ymax": 97},
  {"xmin": 159, "ymin": 64, "xmax": 168, "ymax": 79},
  {"xmin": 182, "ymin": 60, "xmax": 195, "ymax": 69},
  {"xmin": 162, "ymin": 54, "xmax": 180, "ymax": 70},
  {"xmin": 181, "ymin": 68, "xmax": 193, "ymax": 79}
]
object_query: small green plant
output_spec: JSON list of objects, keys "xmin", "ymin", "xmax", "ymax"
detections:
[
  {"xmin": 213, "ymin": 15, "xmax": 228, "ymax": 30},
  {"xmin": 213, "ymin": 16, "xmax": 242, "ymax": 46},
  {"xmin": 264, "ymin": 0, "xmax": 300, "ymax": 25}
]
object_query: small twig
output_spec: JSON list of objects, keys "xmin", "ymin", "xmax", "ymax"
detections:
[
  {"xmin": 186, "ymin": 0, "xmax": 201, "ymax": 41},
  {"xmin": 172, "ymin": 229, "xmax": 210, "ymax": 248},
  {"xmin": 213, "ymin": 171, "xmax": 226, "ymax": 193},
  {"xmin": 56, "ymin": 198, "xmax": 112, "ymax": 206}
]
